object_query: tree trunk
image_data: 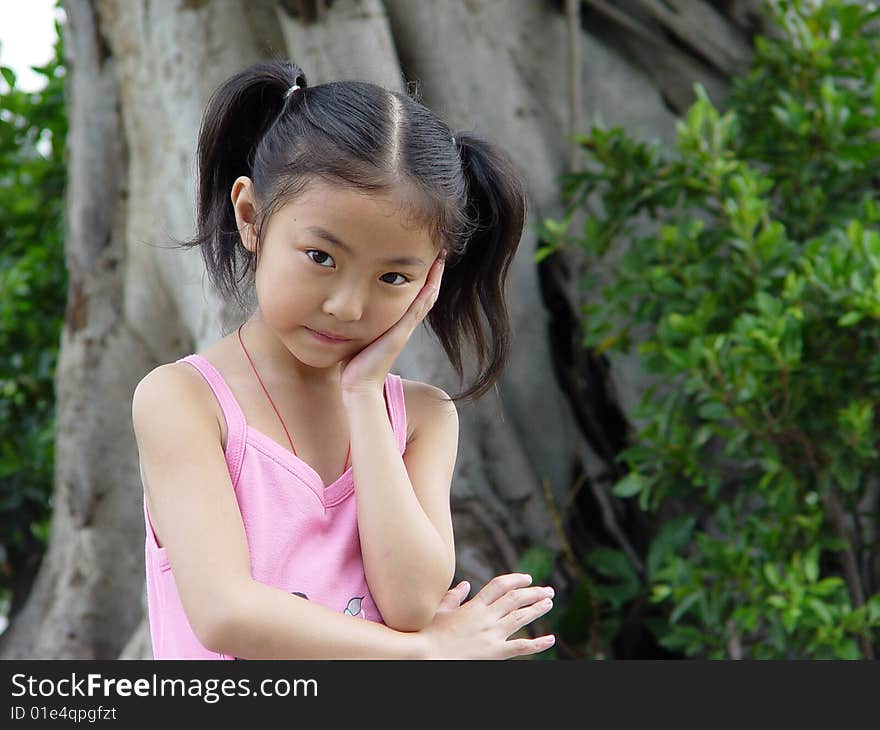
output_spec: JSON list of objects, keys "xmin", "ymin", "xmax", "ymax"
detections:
[{"xmin": 1, "ymin": 0, "xmax": 759, "ymax": 659}]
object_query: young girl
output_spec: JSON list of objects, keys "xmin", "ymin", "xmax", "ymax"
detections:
[{"xmin": 132, "ymin": 59, "xmax": 556, "ymax": 659}]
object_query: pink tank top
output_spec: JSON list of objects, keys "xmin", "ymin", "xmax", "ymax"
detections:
[{"xmin": 143, "ymin": 354, "xmax": 407, "ymax": 659}]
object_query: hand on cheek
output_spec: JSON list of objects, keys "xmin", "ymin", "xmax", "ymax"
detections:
[
  {"xmin": 409, "ymin": 248, "xmax": 446, "ymax": 324},
  {"xmin": 340, "ymin": 249, "xmax": 446, "ymax": 396}
]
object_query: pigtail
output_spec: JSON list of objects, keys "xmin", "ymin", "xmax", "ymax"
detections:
[
  {"xmin": 179, "ymin": 60, "xmax": 307, "ymax": 310},
  {"xmin": 427, "ymin": 130, "xmax": 527, "ymax": 403}
]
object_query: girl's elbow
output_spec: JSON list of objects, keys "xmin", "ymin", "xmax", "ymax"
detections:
[
  {"xmin": 383, "ymin": 612, "xmax": 432, "ymax": 633},
  {"xmin": 198, "ymin": 605, "xmax": 240, "ymax": 654},
  {"xmin": 196, "ymin": 587, "xmax": 249, "ymax": 654},
  {"xmin": 380, "ymin": 601, "xmax": 436, "ymax": 633},
  {"xmin": 382, "ymin": 573, "xmax": 454, "ymax": 631}
]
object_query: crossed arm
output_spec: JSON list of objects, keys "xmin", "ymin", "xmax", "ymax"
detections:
[{"xmin": 343, "ymin": 379, "xmax": 459, "ymax": 631}]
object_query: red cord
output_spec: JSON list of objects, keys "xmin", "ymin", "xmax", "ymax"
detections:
[{"xmin": 237, "ymin": 322, "xmax": 350, "ymax": 474}]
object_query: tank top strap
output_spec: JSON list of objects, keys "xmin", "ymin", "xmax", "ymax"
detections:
[
  {"xmin": 385, "ymin": 372, "xmax": 407, "ymax": 453},
  {"xmin": 176, "ymin": 354, "xmax": 247, "ymax": 488}
]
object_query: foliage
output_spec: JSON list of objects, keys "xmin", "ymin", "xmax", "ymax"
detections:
[
  {"xmin": 530, "ymin": 0, "xmax": 880, "ymax": 659},
  {"xmin": 0, "ymin": 9, "xmax": 68, "ymax": 621}
]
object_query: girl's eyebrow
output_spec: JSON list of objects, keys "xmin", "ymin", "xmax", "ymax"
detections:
[{"xmin": 305, "ymin": 225, "xmax": 426, "ymax": 267}]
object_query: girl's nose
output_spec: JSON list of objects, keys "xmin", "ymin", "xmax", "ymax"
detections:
[{"xmin": 322, "ymin": 286, "xmax": 365, "ymax": 322}]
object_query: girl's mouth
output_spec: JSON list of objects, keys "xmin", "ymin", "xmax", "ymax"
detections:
[{"xmin": 305, "ymin": 327, "xmax": 351, "ymax": 344}]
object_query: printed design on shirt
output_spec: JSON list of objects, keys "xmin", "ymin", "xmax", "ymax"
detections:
[
  {"xmin": 344, "ymin": 596, "xmax": 366, "ymax": 618},
  {"xmin": 233, "ymin": 591, "xmax": 367, "ymax": 659}
]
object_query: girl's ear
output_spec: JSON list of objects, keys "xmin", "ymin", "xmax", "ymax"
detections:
[{"xmin": 230, "ymin": 175, "xmax": 258, "ymax": 252}]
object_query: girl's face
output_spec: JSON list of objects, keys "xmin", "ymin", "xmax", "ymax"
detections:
[{"xmin": 232, "ymin": 177, "xmax": 441, "ymax": 380}]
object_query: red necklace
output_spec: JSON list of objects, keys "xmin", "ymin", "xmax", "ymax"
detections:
[{"xmin": 237, "ymin": 322, "xmax": 350, "ymax": 476}]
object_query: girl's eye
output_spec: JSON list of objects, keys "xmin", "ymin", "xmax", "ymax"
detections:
[
  {"xmin": 306, "ymin": 249, "xmax": 335, "ymax": 268},
  {"xmin": 307, "ymin": 250, "xmax": 410, "ymax": 286},
  {"xmin": 380, "ymin": 272, "xmax": 410, "ymax": 286}
]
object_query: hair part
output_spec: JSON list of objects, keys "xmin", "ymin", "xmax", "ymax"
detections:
[{"xmin": 174, "ymin": 59, "xmax": 527, "ymax": 404}]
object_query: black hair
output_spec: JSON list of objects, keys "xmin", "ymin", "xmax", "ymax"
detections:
[{"xmin": 176, "ymin": 59, "xmax": 527, "ymax": 403}]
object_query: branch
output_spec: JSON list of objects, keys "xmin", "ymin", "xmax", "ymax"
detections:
[
  {"xmin": 788, "ymin": 428, "xmax": 874, "ymax": 660},
  {"xmin": 575, "ymin": 436, "xmax": 646, "ymax": 578},
  {"xmin": 566, "ymin": 0, "xmax": 583, "ymax": 172}
]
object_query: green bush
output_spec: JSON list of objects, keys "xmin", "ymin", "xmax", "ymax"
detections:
[
  {"xmin": 0, "ymin": 10, "xmax": 67, "ymax": 622},
  {"xmin": 534, "ymin": 0, "xmax": 880, "ymax": 658}
]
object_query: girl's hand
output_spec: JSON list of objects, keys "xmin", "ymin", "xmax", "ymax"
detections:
[
  {"xmin": 339, "ymin": 249, "xmax": 446, "ymax": 396},
  {"xmin": 418, "ymin": 573, "xmax": 556, "ymax": 660}
]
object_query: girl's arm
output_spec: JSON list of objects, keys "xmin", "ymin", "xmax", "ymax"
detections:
[
  {"xmin": 213, "ymin": 572, "xmax": 554, "ymax": 660},
  {"xmin": 210, "ymin": 578, "xmax": 427, "ymax": 659},
  {"xmin": 343, "ymin": 382, "xmax": 458, "ymax": 632}
]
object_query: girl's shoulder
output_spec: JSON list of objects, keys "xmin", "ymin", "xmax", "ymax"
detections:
[
  {"xmin": 135, "ymin": 337, "xmax": 236, "ymax": 449},
  {"xmin": 399, "ymin": 378, "xmax": 457, "ymax": 447},
  {"xmin": 141, "ymin": 359, "xmax": 225, "ymax": 438},
  {"xmin": 131, "ymin": 361, "xmax": 226, "ymax": 480}
]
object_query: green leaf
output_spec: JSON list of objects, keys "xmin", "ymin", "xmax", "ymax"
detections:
[
  {"xmin": 835, "ymin": 640, "xmax": 861, "ymax": 660},
  {"xmin": 763, "ymin": 563, "xmax": 782, "ymax": 588},
  {"xmin": 782, "ymin": 606, "xmax": 801, "ymax": 634},
  {"xmin": 0, "ymin": 66, "xmax": 16, "ymax": 89},
  {"xmin": 811, "ymin": 577, "xmax": 845, "ymax": 597},
  {"xmin": 806, "ymin": 598, "xmax": 833, "ymax": 626},
  {"xmin": 837, "ymin": 311, "xmax": 864, "ymax": 327},
  {"xmin": 611, "ymin": 472, "xmax": 643, "ymax": 498},
  {"xmin": 670, "ymin": 592, "xmax": 701, "ymax": 625},
  {"xmin": 586, "ymin": 547, "xmax": 638, "ymax": 582},
  {"xmin": 593, "ymin": 579, "xmax": 640, "ymax": 609},
  {"xmin": 515, "ymin": 545, "xmax": 557, "ymax": 583},
  {"xmin": 557, "ymin": 577, "xmax": 594, "ymax": 644},
  {"xmin": 804, "ymin": 545, "xmax": 820, "ymax": 584},
  {"xmin": 542, "ymin": 217, "xmax": 568, "ymax": 237},
  {"xmin": 586, "ymin": 547, "xmax": 641, "ymax": 609},
  {"xmin": 647, "ymin": 515, "xmax": 696, "ymax": 577},
  {"xmin": 534, "ymin": 245, "xmax": 557, "ymax": 263},
  {"xmin": 651, "ymin": 583, "xmax": 672, "ymax": 602},
  {"xmin": 697, "ymin": 401, "xmax": 728, "ymax": 421}
]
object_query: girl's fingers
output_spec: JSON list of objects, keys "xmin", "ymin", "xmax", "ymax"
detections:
[
  {"xmin": 489, "ymin": 585, "xmax": 555, "ymax": 615},
  {"xmin": 472, "ymin": 573, "xmax": 534, "ymax": 606},
  {"xmin": 437, "ymin": 581, "xmax": 470, "ymax": 611},
  {"xmin": 414, "ymin": 283, "xmax": 438, "ymax": 322},
  {"xmin": 505, "ymin": 634, "xmax": 556, "ymax": 659},
  {"xmin": 409, "ymin": 250, "xmax": 446, "ymax": 324},
  {"xmin": 425, "ymin": 251, "xmax": 446, "ymax": 296},
  {"xmin": 435, "ymin": 248, "xmax": 447, "ymax": 277},
  {"xmin": 500, "ymin": 596, "xmax": 554, "ymax": 638}
]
